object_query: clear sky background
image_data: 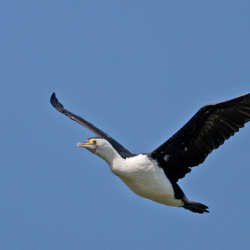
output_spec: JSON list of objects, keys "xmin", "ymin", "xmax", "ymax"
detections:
[{"xmin": 1, "ymin": 1, "xmax": 250, "ymax": 249}]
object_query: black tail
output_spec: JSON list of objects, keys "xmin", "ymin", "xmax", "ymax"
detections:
[{"xmin": 182, "ymin": 197, "xmax": 209, "ymax": 214}]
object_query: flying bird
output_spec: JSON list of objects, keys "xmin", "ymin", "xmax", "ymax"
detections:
[{"xmin": 50, "ymin": 92, "xmax": 250, "ymax": 213}]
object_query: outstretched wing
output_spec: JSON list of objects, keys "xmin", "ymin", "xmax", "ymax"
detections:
[
  {"xmin": 50, "ymin": 93, "xmax": 132, "ymax": 158},
  {"xmin": 148, "ymin": 93, "xmax": 250, "ymax": 182}
]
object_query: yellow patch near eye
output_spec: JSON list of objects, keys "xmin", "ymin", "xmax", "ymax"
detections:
[{"xmin": 89, "ymin": 139, "xmax": 94, "ymax": 144}]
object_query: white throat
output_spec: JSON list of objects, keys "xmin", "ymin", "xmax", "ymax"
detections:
[{"xmin": 95, "ymin": 141, "xmax": 123, "ymax": 166}]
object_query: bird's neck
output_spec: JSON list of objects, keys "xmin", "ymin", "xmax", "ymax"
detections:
[
  {"xmin": 96, "ymin": 147, "xmax": 123, "ymax": 166},
  {"xmin": 97, "ymin": 149, "xmax": 127, "ymax": 176}
]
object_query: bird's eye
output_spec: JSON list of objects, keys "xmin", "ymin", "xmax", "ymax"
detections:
[{"xmin": 89, "ymin": 139, "xmax": 97, "ymax": 145}]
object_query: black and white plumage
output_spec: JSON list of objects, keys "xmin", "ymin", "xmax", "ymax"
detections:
[{"xmin": 50, "ymin": 92, "xmax": 250, "ymax": 214}]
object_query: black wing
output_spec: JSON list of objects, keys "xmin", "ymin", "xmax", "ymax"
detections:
[
  {"xmin": 50, "ymin": 93, "xmax": 132, "ymax": 158},
  {"xmin": 148, "ymin": 93, "xmax": 250, "ymax": 182}
]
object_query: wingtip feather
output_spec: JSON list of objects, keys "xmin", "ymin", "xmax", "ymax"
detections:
[
  {"xmin": 50, "ymin": 92, "xmax": 56, "ymax": 106},
  {"xmin": 50, "ymin": 92, "xmax": 64, "ymax": 110}
]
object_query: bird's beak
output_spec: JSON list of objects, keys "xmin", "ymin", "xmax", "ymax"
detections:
[{"xmin": 77, "ymin": 142, "xmax": 97, "ymax": 153}]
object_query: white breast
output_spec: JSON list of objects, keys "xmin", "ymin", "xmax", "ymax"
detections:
[{"xmin": 109, "ymin": 154, "xmax": 184, "ymax": 207}]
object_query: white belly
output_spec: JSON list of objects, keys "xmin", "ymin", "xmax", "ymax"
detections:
[{"xmin": 110, "ymin": 154, "xmax": 184, "ymax": 207}]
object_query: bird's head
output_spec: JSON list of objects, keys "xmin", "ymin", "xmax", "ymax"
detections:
[{"xmin": 77, "ymin": 137, "xmax": 118, "ymax": 163}]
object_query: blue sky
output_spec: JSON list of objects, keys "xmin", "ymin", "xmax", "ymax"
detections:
[{"xmin": 1, "ymin": 1, "xmax": 250, "ymax": 249}]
